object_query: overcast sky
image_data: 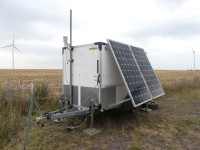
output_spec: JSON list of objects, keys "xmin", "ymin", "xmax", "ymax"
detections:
[{"xmin": 0, "ymin": 0, "xmax": 200, "ymax": 70}]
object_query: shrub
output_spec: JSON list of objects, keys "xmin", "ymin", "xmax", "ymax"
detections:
[{"xmin": 34, "ymin": 82, "xmax": 49, "ymax": 104}]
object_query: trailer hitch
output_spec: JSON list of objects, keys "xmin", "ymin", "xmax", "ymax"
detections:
[
  {"xmin": 36, "ymin": 116, "xmax": 48, "ymax": 127},
  {"xmin": 36, "ymin": 105, "xmax": 90, "ymax": 127}
]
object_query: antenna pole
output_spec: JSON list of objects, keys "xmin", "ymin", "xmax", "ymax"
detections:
[
  {"xmin": 69, "ymin": 9, "xmax": 73, "ymax": 106},
  {"xmin": 13, "ymin": 45, "xmax": 14, "ymax": 69},
  {"xmin": 70, "ymin": 9, "xmax": 72, "ymax": 46}
]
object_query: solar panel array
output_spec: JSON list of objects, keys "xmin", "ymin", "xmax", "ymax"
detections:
[
  {"xmin": 107, "ymin": 39, "xmax": 164, "ymax": 107},
  {"xmin": 130, "ymin": 46, "xmax": 164, "ymax": 99},
  {"xmin": 108, "ymin": 40, "xmax": 152, "ymax": 105}
]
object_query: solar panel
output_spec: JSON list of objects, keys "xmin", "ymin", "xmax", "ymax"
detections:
[
  {"xmin": 130, "ymin": 46, "xmax": 165, "ymax": 98},
  {"xmin": 107, "ymin": 39, "xmax": 152, "ymax": 106},
  {"xmin": 107, "ymin": 39, "xmax": 164, "ymax": 107}
]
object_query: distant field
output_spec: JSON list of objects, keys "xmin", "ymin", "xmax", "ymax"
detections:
[
  {"xmin": 1, "ymin": 69, "xmax": 199, "ymax": 94},
  {"xmin": 0, "ymin": 69, "xmax": 62, "ymax": 96},
  {"xmin": 156, "ymin": 70, "xmax": 200, "ymax": 83},
  {"xmin": 1, "ymin": 69, "xmax": 200, "ymax": 149}
]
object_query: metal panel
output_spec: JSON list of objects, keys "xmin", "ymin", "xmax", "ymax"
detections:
[
  {"xmin": 116, "ymin": 85, "xmax": 128, "ymax": 103},
  {"xmin": 130, "ymin": 46, "xmax": 165, "ymax": 98},
  {"xmin": 101, "ymin": 86, "xmax": 116, "ymax": 109},
  {"xmin": 107, "ymin": 39, "xmax": 152, "ymax": 107},
  {"xmin": 63, "ymin": 84, "xmax": 70, "ymax": 98},
  {"xmin": 63, "ymin": 85, "xmax": 78, "ymax": 105},
  {"xmin": 81, "ymin": 86, "xmax": 99, "ymax": 107}
]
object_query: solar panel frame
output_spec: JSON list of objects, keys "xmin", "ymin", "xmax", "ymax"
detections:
[
  {"xmin": 107, "ymin": 39, "xmax": 152, "ymax": 107},
  {"xmin": 130, "ymin": 45, "xmax": 165, "ymax": 99}
]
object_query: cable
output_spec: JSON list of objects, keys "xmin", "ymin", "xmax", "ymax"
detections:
[
  {"xmin": 55, "ymin": 116, "xmax": 89, "ymax": 130},
  {"xmin": 34, "ymin": 101, "xmax": 42, "ymax": 113},
  {"xmin": 79, "ymin": 96, "xmax": 90, "ymax": 105},
  {"xmin": 65, "ymin": 116, "xmax": 89, "ymax": 129},
  {"xmin": 36, "ymin": 96, "xmax": 57, "ymax": 100}
]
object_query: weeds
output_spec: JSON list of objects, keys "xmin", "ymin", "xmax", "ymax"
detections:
[
  {"xmin": 0, "ymin": 85, "xmax": 26, "ymax": 148},
  {"xmin": 0, "ymin": 81, "xmax": 53, "ymax": 148},
  {"xmin": 34, "ymin": 82, "xmax": 49, "ymax": 104}
]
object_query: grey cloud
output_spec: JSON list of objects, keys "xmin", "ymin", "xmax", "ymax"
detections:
[
  {"xmin": 0, "ymin": 0, "xmax": 67, "ymax": 23},
  {"xmin": 0, "ymin": 0, "xmax": 70, "ymax": 40},
  {"xmin": 127, "ymin": 19, "xmax": 200, "ymax": 40}
]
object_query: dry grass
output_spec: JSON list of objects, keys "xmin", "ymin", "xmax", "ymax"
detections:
[
  {"xmin": 157, "ymin": 70, "xmax": 200, "ymax": 100},
  {"xmin": 0, "ymin": 69, "xmax": 61, "ymax": 148},
  {"xmin": 0, "ymin": 69, "xmax": 62, "ymax": 97},
  {"xmin": 1, "ymin": 69, "xmax": 200, "ymax": 149}
]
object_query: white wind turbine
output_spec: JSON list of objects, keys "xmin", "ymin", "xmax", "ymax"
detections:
[
  {"xmin": 192, "ymin": 49, "xmax": 195, "ymax": 70},
  {"xmin": 0, "ymin": 34, "xmax": 22, "ymax": 69}
]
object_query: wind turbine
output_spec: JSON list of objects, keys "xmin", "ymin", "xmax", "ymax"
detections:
[
  {"xmin": 192, "ymin": 49, "xmax": 195, "ymax": 70},
  {"xmin": 0, "ymin": 34, "xmax": 22, "ymax": 69}
]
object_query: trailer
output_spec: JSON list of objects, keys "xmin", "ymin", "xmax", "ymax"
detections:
[
  {"xmin": 36, "ymin": 38, "xmax": 164, "ymax": 126},
  {"xmin": 36, "ymin": 10, "xmax": 164, "ymax": 129},
  {"xmin": 62, "ymin": 39, "xmax": 164, "ymax": 107}
]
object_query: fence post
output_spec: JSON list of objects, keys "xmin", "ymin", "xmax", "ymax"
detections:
[{"xmin": 23, "ymin": 83, "xmax": 34, "ymax": 150}]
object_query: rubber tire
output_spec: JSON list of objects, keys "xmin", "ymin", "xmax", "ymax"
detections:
[
  {"xmin": 146, "ymin": 102, "xmax": 159, "ymax": 110},
  {"xmin": 121, "ymin": 95, "xmax": 134, "ymax": 113},
  {"xmin": 141, "ymin": 101, "xmax": 159, "ymax": 110}
]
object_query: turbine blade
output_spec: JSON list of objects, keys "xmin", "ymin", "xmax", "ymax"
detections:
[
  {"xmin": 0, "ymin": 45, "xmax": 13, "ymax": 49},
  {"xmin": 13, "ymin": 34, "xmax": 15, "ymax": 45},
  {"xmin": 14, "ymin": 46, "xmax": 22, "ymax": 53},
  {"xmin": 192, "ymin": 48, "xmax": 195, "ymax": 53}
]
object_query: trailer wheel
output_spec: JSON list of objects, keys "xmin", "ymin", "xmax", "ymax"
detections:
[
  {"xmin": 128, "ymin": 106, "xmax": 135, "ymax": 114},
  {"xmin": 148, "ymin": 102, "xmax": 158, "ymax": 110},
  {"xmin": 142, "ymin": 101, "xmax": 159, "ymax": 110},
  {"xmin": 121, "ymin": 95, "xmax": 134, "ymax": 113}
]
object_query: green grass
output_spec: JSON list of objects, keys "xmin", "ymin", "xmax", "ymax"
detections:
[{"xmin": 34, "ymin": 82, "xmax": 49, "ymax": 104}]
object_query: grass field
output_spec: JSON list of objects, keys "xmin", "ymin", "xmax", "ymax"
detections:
[{"xmin": 1, "ymin": 69, "xmax": 200, "ymax": 149}]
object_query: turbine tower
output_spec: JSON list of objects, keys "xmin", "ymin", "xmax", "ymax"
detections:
[
  {"xmin": 0, "ymin": 34, "xmax": 22, "ymax": 69},
  {"xmin": 192, "ymin": 49, "xmax": 195, "ymax": 70}
]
